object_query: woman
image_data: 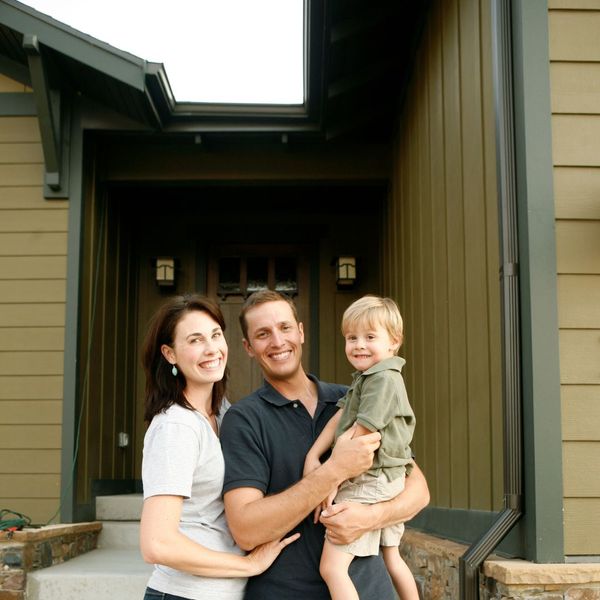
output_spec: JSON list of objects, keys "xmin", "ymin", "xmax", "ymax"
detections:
[{"xmin": 140, "ymin": 294, "xmax": 298, "ymax": 600}]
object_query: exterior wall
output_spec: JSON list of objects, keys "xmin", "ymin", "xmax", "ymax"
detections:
[
  {"xmin": 384, "ymin": 0, "xmax": 503, "ymax": 511},
  {"xmin": 549, "ymin": 0, "xmax": 600, "ymax": 555},
  {"xmin": 0, "ymin": 74, "xmax": 66, "ymax": 524}
]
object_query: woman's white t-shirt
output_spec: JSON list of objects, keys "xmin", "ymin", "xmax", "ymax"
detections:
[{"xmin": 142, "ymin": 401, "xmax": 245, "ymax": 600}]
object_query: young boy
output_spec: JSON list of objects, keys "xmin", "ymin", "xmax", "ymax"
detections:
[{"xmin": 304, "ymin": 295, "xmax": 419, "ymax": 600}]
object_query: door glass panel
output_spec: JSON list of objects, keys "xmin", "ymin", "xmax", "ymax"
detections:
[
  {"xmin": 275, "ymin": 257, "xmax": 298, "ymax": 295},
  {"xmin": 247, "ymin": 256, "xmax": 268, "ymax": 293},
  {"xmin": 218, "ymin": 256, "xmax": 241, "ymax": 296}
]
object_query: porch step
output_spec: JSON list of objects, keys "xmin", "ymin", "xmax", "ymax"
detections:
[
  {"xmin": 96, "ymin": 493, "xmax": 143, "ymax": 521},
  {"xmin": 26, "ymin": 548, "xmax": 151, "ymax": 600},
  {"xmin": 97, "ymin": 520, "xmax": 141, "ymax": 549},
  {"xmin": 26, "ymin": 494, "xmax": 152, "ymax": 600}
]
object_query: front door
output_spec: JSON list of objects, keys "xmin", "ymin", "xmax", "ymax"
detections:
[{"xmin": 207, "ymin": 244, "xmax": 311, "ymax": 403}]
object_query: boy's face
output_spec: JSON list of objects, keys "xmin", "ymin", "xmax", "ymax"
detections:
[{"xmin": 344, "ymin": 322, "xmax": 399, "ymax": 372}]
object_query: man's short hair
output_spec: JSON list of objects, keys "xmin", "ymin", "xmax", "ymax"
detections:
[{"xmin": 239, "ymin": 290, "xmax": 299, "ymax": 340}]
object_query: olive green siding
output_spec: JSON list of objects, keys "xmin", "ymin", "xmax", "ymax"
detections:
[
  {"xmin": 0, "ymin": 74, "xmax": 66, "ymax": 524},
  {"xmin": 383, "ymin": 0, "xmax": 503, "ymax": 512},
  {"xmin": 549, "ymin": 0, "xmax": 600, "ymax": 555}
]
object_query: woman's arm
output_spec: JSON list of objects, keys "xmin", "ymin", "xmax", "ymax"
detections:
[
  {"xmin": 319, "ymin": 461, "xmax": 429, "ymax": 545},
  {"xmin": 140, "ymin": 495, "xmax": 298, "ymax": 577}
]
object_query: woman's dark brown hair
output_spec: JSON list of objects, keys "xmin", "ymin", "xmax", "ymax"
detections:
[{"xmin": 142, "ymin": 294, "xmax": 228, "ymax": 422}]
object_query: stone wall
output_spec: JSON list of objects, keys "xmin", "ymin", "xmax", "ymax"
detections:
[
  {"xmin": 482, "ymin": 561, "xmax": 600, "ymax": 600},
  {"xmin": 400, "ymin": 528, "xmax": 466, "ymax": 598},
  {"xmin": 400, "ymin": 528, "xmax": 600, "ymax": 600},
  {"xmin": 0, "ymin": 522, "xmax": 101, "ymax": 600}
]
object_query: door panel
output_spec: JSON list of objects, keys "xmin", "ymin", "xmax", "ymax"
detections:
[{"xmin": 207, "ymin": 244, "xmax": 311, "ymax": 403}]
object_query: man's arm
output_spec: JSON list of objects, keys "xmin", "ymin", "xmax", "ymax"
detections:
[
  {"xmin": 224, "ymin": 425, "xmax": 381, "ymax": 550},
  {"xmin": 319, "ymin": 461, "xmax": 429, "ymax": 545}
]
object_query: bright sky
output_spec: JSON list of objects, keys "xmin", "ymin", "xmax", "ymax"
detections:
[{"xmin": 19, "ymin": 0, "xmax": 304, "ymax": 104}]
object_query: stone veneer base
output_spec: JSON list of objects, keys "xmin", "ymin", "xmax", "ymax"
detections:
[
  {"xmin": 0, "ymin": 522, "xmax": 102, "ymax": 600},
  {"xmin": 400, "ymin": 528, "xmax": 600, "ymax": 599}
]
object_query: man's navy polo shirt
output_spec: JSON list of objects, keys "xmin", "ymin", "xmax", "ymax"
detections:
[{"xmin": 221, "ymin": 375, "xmax": 395, "ymax": 600}]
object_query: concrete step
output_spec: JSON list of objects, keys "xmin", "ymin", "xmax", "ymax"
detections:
[
  {"xmin": 95, "ymin": 493, "xmax": 143, "ymax": 521},
  {"xmin": 26, "ymin": 548, "xmax": 152, "ymax": 600},
  {"xmin": 97, "ymin": 520, "xmax": 141, "ymax": 549}
]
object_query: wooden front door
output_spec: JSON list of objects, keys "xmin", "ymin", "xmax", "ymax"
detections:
[{"xmin": 207, "ymin": 244, "xmax": 311, "ymax": 403}]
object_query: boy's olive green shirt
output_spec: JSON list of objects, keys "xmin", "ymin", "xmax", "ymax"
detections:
[{"xmin": 334, "ymin": 356, "xmax": 415, "ymax": 481}]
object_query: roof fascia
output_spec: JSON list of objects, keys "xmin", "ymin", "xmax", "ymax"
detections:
[
  {"xmin": 1, "ymin": 0, "xmax": 148, "ymax": 91},
  {"xmin": 0, "ymin": 0, "xmax": 323, "ymax": 132}
]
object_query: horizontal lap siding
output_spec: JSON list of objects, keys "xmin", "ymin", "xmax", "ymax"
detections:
[
  {"xmin": 549, "ymin": 5, "xmax": 600, "ymax": 555},
  {"xmin": 0, "ymin": 78, "xmax": 67, "ymax": 524},
  {"xmin": 383, "ymin": 0, "xmax": 502, "ymax": 511}
]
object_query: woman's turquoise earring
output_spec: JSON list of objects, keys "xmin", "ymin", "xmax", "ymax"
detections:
[{"xmin": 171, "ymin": 365, "xmax": 178, "ymax": 377}]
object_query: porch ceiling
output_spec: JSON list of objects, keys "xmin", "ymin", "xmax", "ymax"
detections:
[{"xmin": 0, "ymin": 0, "xmax": 430, "ymax": 143}]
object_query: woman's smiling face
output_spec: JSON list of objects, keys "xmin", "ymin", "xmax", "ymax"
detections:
[{"xmin": 162, "ymin": 310, "xmax": 228, "ymax": 388}]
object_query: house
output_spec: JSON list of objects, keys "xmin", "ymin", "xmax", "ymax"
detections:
[{"xmin": 0, "ymin": 0, "xmax": 598, "ymax": 597}]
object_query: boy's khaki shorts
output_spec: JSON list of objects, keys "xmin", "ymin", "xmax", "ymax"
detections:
[{"xmin": 332, "ymin": 471, "xmax": 406, "ymax": 557}]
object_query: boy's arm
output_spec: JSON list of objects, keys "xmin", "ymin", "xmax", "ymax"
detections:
[
  {"xmin": 320, "ymin": 461, "xmax": 429, "ymax": 545},
  {"xmin": 350, "ymin": 423, "xmax": 372, "ymax": 438},
  {"xmin": 304, "ymin": 410, "xmax": 342, "ymax": 472}
]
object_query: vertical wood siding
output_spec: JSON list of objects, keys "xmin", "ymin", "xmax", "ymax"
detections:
[
  {"xmin": 75, "ymin": 183, "xmax": 137, "ymax": 508},
  {"xmin": 383, "ymin": 0, "xmax": 503, "ymax": 511},
  {"xmin": 0, "ymin": 76, "xmax": 67, "ymax": 524},
  {"xmin": 549, "ymin": 0, "xmax": 600, "ymax": 555}
]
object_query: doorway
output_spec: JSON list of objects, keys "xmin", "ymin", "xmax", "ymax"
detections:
[
  {"xmin": 206, "ymin": 243, "xmax": 311, "ymax": 402},
  {"xmin": 73, "ymin": 182, "xmax": 384, "ymax": 519}
]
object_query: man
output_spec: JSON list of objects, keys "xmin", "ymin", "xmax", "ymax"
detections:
[{"xmin": 220, "ymin": 290, "xmax": 429, "ymax": 599}]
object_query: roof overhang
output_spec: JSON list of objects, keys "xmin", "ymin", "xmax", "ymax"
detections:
[{"xmin": 0, "ymin": 0, "xmax": 431, "ymax": 158}]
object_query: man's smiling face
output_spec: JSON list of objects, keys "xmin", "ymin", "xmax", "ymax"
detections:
[{"xmin": 243, "ymin": 300, "xmax": 305, "ymax": 384}]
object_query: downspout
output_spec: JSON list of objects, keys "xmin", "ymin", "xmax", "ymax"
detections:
[{"xmin": 458, "ymin": 1, "xmax": 523, "ymax": 598}]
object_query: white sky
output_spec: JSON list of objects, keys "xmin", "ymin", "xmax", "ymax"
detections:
[{"xmin": 19, "ymin": 0, "xmax": 304, "ymax": 104}]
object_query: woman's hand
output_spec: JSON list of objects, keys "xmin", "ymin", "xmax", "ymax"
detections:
[{"xmin": 245, "ymin": 533, "xmax": 301, "ymax": 575}]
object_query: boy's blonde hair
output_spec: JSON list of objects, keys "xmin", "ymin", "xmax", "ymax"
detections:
[{"xmin": 341, "ymin": 295, "xmax": 404, "ymax": 350}]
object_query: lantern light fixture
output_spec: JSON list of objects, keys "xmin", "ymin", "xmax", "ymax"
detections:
[
  {"xmin": 156, "ymin": 257, "xmax": 175, "ymax": 287},
  {"xmin": 336, "ymin": 256, "xmax": 356, "ymax": 288}
]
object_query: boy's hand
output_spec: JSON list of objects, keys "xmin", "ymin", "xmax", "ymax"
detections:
[{"xmin": 312, "ymin": 487, "xmax": 338, "ymax": 524}]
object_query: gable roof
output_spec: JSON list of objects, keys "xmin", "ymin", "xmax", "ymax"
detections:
[{"xmin": 0, "ymin": 0, "xmax": 429, "ymax": 142}]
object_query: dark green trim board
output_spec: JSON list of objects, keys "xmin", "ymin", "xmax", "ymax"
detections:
[
  {"xmin": 459, "ymin": 3, "xmax": 524, "ymax": 594},
  {"xmin": 511, "ymin": 0, "xmax": 564, "ymax": 563},
  {"xmin": 410, "ymin": 507, "xmax": 524, "ymax": 557},
  {"xmin": 59, "ymin": 100, "xmax": 84, "ymax": 523},
  {"xmin": 0, "ymin": 92, "xmax": 35, "ymax": 115},
  {"xmin": 22, "ymin": 33, "xmax": 69, "ymax": 196}
]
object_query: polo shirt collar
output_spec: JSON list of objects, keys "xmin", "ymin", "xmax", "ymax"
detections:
[
  {"xmin": 257, "ymin": 374, "xmax": 339, "ymax": 407},
  {"xmin": 358, "ymin": 355, "xmax": 405, "ymax": 377}
]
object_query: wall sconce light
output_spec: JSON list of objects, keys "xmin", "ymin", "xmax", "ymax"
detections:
[
  {"xmin": 156, "ymin": 257, "xmax": 175, "ymax": 287},
  {"xmin": 336, "ymin": 256, "xmax": 357, "ymax": 288}
]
